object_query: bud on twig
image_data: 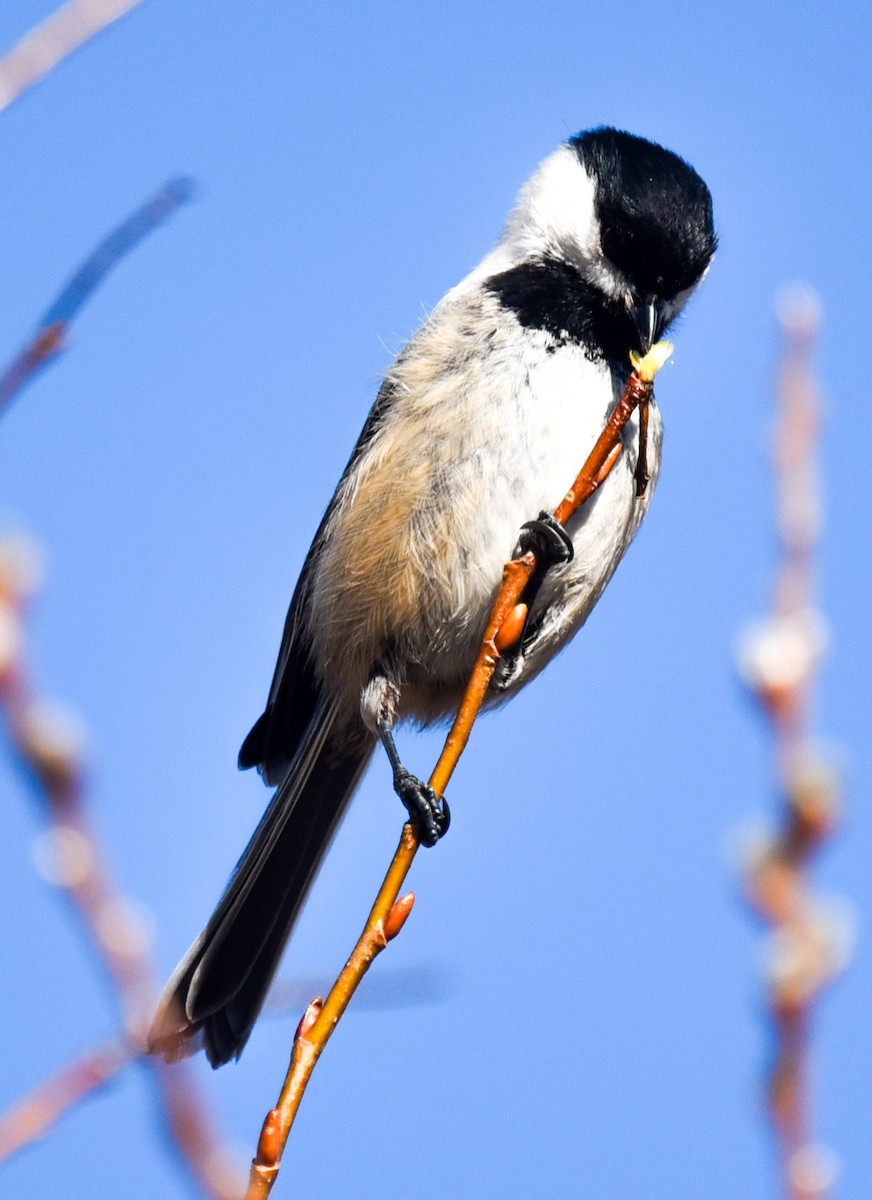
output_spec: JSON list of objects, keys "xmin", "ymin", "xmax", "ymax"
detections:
[{"xmin": 384, "ymin": 893, "xmax": 415, "ymax": 941}]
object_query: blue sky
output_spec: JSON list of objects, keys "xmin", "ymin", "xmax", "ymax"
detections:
[{"xmin": 0, "ymin": 2, "xmax": 870, "ymax": 1197}]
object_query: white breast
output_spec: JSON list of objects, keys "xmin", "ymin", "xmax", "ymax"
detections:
[
  {"xmin": 307, "ymin": 292, "xmax": 661, "ymax": 721},
  {"xmin": 435, "ymin": 306, "xmax": 662, "ymax": 695}
]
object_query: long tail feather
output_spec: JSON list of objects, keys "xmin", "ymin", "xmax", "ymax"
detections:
[{"xmin": 149, "ymin": 714, "xmax": 372, "ymax": 1066}]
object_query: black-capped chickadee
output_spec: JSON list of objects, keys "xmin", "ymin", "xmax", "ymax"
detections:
[{"xmin": 150, "ymin": 127, "xmax": 716, "ymax": 1066}]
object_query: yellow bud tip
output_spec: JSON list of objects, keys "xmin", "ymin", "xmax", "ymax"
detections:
[{"xmin": 629, "ymin": 340, "xmax": 673, "ymax": 383}]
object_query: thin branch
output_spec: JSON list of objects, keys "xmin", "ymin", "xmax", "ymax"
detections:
[
  {"xmin": 738, "ymin": 288, "xmax": 847, "ymax": 1200},
  {"xmin": 0, "ymin": 0, "xmax": 147, "ymax": 114},
  {"xmin": 245, "ymin": 342, "xmax": 673, "ymax": 1198},
  {"xmin": 0, "ymin": 177, "xmax": 194, "ymax": 414},
  {"xmin": 0, "ymin": 540, "xmax": 244, "ymax": 1200},
  {"xmin": 0, "ymin": 40, "xmax": 211, "ymax": 1184},
  {"xmin": 0, "ymin": 962, "xmax": 446, "ymax": 1166},
  {"xmin": 0, "ymin": 1039, "xmax": 129, "ymax": 1163}
]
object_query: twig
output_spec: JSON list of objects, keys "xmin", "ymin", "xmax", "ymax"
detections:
[
  {"xmin": 0, "ymin": 177, "xmax": 194, "ymax": 414},
  {"xmin": 0, "ymin": 1039, "xmax": 129, "ymax": 1163},
  {"xmin": 245, "ymin": 341, "xmax": 673, "ymax": 1198},
  {"xmin": 0, "ymin": 960, "xmax": 444, "ymax": 1168},
  {"xmin": 0, "ymin": 538, "xmax": 244, "ymax": 1200},
  {"xmin": 0, "ymin": 0, "xmax": 147, "ymax": 114},
  {"xmin": 738, "ymin": 288, "xmax": 847, "ymax": 1200},
  {"xmin": 1, "ymin": 40, "xmax": 210, "ymax": 1185}
]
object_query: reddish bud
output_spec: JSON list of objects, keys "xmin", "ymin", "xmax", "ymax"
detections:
[
  {"xmin": 748, "ymin": 856, "xmax": 798, "ymax": 924},
  {"xmin": 294, "ymin": 997, "xmax": 323, "ymax": 1041},
  {"xmin": 594, "ymin": 442, "xmax": 623, "ymax": 487},
  {"xmin": 494, "ymin": 605, "xmax": 527, "ymax": 653},
  {"xmin": 255, "ymin": 1109, "xmax": 283, "ymax": 1168},
  {"xmin": 384, "ymin": 892, "xmax": 415, "ymax": 941},
  {"xmin": 788, "ymin": 755, "xmax": 842, "ymax": 846}
]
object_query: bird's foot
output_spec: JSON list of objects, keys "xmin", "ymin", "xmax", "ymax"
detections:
[
  {"xmin": 393, "ymin": 769, "xmax": 450, "ymax": 846},
  {"xmin": 517, "ymin": 511, "xmax": 574, "ymax": 566}
]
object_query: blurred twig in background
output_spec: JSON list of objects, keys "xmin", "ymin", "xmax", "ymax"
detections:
[
  {"xmin": 738, "ymin": 288, "xmax": 851, "ymax": 1200},
  {"xmin": 0, "ymin": 9, "xmax": 231, "ymax": 1181},
  {"xmin": 0, "ymin": 176, "xmax": 193, "ymax": 414},
  {"xmin": 0, "ymin": 0, "xmax": 147, "ymax": 113},
  {"xmin": 0, "ymin": 964, "xmax": 450, "ymax": 1164},
  {"xmin": 0, "ymin": 536, "xmax": 245, "ymax": 1198},
  {"xmin": 0, "ymin": 1039, "xmax": 129, "ymax": 1161}
]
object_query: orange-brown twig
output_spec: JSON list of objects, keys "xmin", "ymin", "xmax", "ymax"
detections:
[
  {"xmin": 738, "ymin": 289, "xmax": 846, "ymax": 1200},
  {"xmin": 0, "ymin": 543, "xmax": 244, "ymax": 1199},
  {"xmin": 0, "ymin": 959, "xmax": 439, "ymax": 1167},
  {"xmin": 432, "ymin": 347, "xmax": 666, "ymax": 788},
  {"xmin": 245, "ymin": 341, "xmax": 673, "ymax": 1198}
]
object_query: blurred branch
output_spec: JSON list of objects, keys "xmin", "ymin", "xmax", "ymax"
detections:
[
  {"xmin": 738, "ymin": 288, "xmax": 848, "ymax": 1200},
  {"xmin": 0, "ymin": 537, "xmax": 244, "ymax": 1199},
  {"xmin": 0, "ymin": 177, "xmax": 194, "ymax": 414},
  {"xmin": 0, "ymin": 0, "xmax": 147, "ymax": 114},
  {"xmin": 0, "ymin": 962, "xmax": 449, "ymax": 1166},
  {"xmin": 0, "ymin": 17, "xmax": 215, "ymax": 1188},
  {"xmin": 0, "ymin": 1039, "xmax": 128, "ymax": 1162},
  {"xmin": 245, "ymin": 344, "xmax": 672, "ymax": 1198}
]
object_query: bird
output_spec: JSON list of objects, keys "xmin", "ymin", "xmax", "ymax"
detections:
[{"xmin": 149, "ymin": 126, "xmax": 716, "ymax": 1066}]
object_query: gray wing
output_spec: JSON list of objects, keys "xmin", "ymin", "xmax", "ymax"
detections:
[{"xmin": 238, "ymin": 376, "xmax": 400, "ymax": 782}]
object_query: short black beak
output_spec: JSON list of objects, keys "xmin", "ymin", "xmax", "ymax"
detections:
[{"xmin": 634, "ymin": 300, "xmax": 665, "ymax": 352}]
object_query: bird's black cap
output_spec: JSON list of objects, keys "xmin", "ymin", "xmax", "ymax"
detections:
[{"xmin": 570, "ymin": 127, "xmax": 717, "ymax": 301}]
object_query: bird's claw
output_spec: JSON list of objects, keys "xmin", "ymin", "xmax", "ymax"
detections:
[
  {"xmin": 394, "ymin": 770, "xmax": 450, "ymax": 846},
  {"xmin": 517, "ymin": 511, "xmax": 574, "ymax": 566}
]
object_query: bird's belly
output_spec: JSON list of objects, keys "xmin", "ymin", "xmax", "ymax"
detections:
[
  {"xmin": 309, "ymin": 337, "xmax": 660, "ymax": 722},
  {"xmin": 407, "ymin": 430, "xmax": 658, "ymax": 718}
]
